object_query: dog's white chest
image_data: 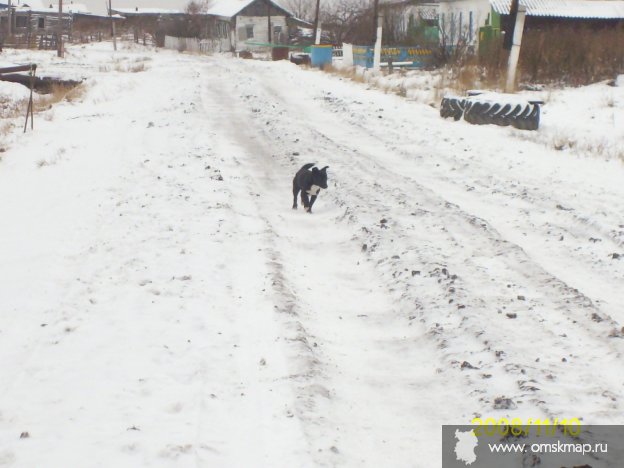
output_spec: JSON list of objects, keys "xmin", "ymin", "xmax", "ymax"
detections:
[{"xmin": 307, "ymin": 185, "xmax": 321, "ymax": 196}]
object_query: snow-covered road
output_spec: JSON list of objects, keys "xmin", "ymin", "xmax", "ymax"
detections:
[{"xmin": 0, "ymin": 45, "xmax": 623, "ymax": 467}]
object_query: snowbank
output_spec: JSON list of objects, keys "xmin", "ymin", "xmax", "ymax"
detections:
[
  {"xmin": 0, "ymin": 81, "xmax": 30, "ymax": 101},
  {"xmin": 329, "ymin": 62, "xmax": 624, "ymax": 161}
]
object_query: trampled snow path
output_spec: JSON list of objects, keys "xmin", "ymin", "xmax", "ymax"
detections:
[{"xmin": 0, "ymin": 46, "xmax": 623, "ymax": 467}]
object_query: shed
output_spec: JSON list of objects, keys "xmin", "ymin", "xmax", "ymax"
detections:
[
  {"xmin": 0, "ymin": 1, "xmax": 72, "ymax": 48},
  {"xmin": 438, "ymin": 0, "xmax": 624, "ymax": 48},
  {"xmin": 111, "ymin": 7, "xmax": 189, "ymax": 47}
]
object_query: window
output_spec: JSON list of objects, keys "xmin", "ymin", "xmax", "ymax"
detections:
[
  {"xmin": 273, "ymin": 25, "xmax": 282, "ymax": 42},
  {"xmin": 16, "ymin": 16, "xmax": 28, "ymax": 28},
  {"xmin": 38, "ymin": 17, "xmax": 45, "ymax": 29},
  {"xmin": 245, "ymin": 24, "xmax": 254, "ymax": 39},
  {"xmin": 218, "ymin": 22, "xmax": 229, "ymax": 38}
]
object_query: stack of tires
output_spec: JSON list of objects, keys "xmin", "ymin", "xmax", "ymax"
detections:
[{"xmin": 440, "ymin": 93, "xmax": 541, "ymax": 131}]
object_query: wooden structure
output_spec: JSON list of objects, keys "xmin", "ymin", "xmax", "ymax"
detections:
[
  {"xmin": 111, "ymin": 8, "xmax": 189, "ymax": 47},
  {"xmin": 0, "ymin": 2, "xmax": 124, "ymax": 48},
  {"xmin": 438, "ymin": 0, "xmax": 624, "ymax": 49},
  {"xmin": 0, "ymin": 5, "xmax": 71, "ymax": 41},
  {"xmin": 72, "ymin": 12, "xmax": 123, "ymax": 43},
  {"xmin": 0, "ymin": 63, "xmax": 36, "ymax": 132}
]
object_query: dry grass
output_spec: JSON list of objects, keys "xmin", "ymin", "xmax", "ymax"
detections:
[
  {"xmin": 0, "ymin": 96, "xmax": 29, "ymax": 119},
  {"xmin": 99, "ymin": 57, "xmax": 150, "ymax": 73},
  {"xmin": 126, "ymin": 63, "xmax": 146, "ymax": 73},
  {"xmin": 324, "ymin": 64, "xmax": 369, "ymax": 84},
  {"xmin": 520, "ymin": 25, "xmax": 624, "ymax": 85},
  {"xmin": 443, "ymin": 25, "xmax": 624, "ymax": 91},
  {"xmin": 34, "ymin": 83, "xmax": 86, "ymax": 111}
]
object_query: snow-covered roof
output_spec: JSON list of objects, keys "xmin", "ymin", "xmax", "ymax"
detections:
[
  {"xmin": 5, "ymin": 0, "xmax": 46, "ymax": 9},
  {"xmin": 112, "ymin": 7, "xmax": 184, "ymax": 14},
  {"xmin": 206, "ymin": 0, "xmax": 293, "ymax": 19},
  {"xmin": 490, "ymin": 0, "xmax": 624, "ymax": 19},
  {"xmin": 6, "ymin": 0, "xmax": 88, "ymax": 13}
]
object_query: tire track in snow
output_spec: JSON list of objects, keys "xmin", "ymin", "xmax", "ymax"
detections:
[
  {"xmin": 309, "ymin": 84, "xmax": 624, "ymax": 325},
  {"xmin": 200, "ymin": 59, "xmax": 484, "ymax": 467},
  {"xmin": 202, "ymin": 57, "xmax": 624, "ymax": 428}
]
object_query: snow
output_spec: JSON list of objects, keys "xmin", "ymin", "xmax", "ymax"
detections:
[
  {"xmin": 113, "ymin": 7, "xmax": 184, "ymax": 14},
  {"xmin": 206, "ymin": 0, "xmax": 293, "ymax": 18},
  {"xmin": 335, "ymin": 63, "xmax": 624, "ymax": 161},
  {"xmin": 0, "ymin": 42, "xmax": 623, "ymax": 467},
  {"xmin": 0, "ymin": 81, "xmax": 30, "ymax": 101}
]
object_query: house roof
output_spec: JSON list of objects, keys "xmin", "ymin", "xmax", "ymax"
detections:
[
  {"xmin": 3, "ymin": 0, "xmax": 46, "ymax": 9},
  {"xmin": 490, "ymin": 0, "xmax": 624, "ymax": 19},
  {"xmin": 3, "ymin": 0, "xmax": 88, "ymax": 13},
  {"xmin": 112, "ymin": 7, "xmax": 184, "ymax": 14},
  {"xmin": 206, "ymin": 0, "xmax": 293, "ymax": 19}
]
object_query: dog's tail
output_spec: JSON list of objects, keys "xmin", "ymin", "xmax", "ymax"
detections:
[{"xmin": 300, "ymin": 163, "xmax": 315, "ymax": 171}]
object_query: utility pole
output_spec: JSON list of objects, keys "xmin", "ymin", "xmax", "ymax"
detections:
[
  {"xmin": 313, "ymin": 0, "xmax": 321, "ymax": 44},
  {"xmin": 7, "ymin": 0, "xmax": 12, "ymax": 37},
  {"xmin": 109, "ymin": 0, "xmax": 117, "ymax": 51},
  {"xmin": 505, "ymin": 2, "xmax": 526, "ymax": 92},
  {"xmin": 372, "ymin": 0, "xmax": 379, "ymax": 43},
  {"xmin": 267, "ymin": 0, "xmax": 271, "ymax": 43},
  {"xmin": 57, "ymin": 0, "xmax": 64, "ymax": 57}
]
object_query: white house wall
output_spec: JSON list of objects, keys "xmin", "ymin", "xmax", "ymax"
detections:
[
  {"xmin": 234, "ymin": 15, "xmax": 287, "ymax": 50},
  {"xmin": 438, "ymin": 0, "xmax": 492, "ymax": 47}
]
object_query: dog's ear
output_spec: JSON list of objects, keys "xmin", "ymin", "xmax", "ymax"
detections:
[{"xmin": 321, "ymin": 166, "xmax": 329, "ymax": 171}]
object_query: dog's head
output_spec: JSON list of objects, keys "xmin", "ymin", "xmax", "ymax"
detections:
[{"xmin": 312, "ymin": 166, "xmax": 329, "ymax": 189}]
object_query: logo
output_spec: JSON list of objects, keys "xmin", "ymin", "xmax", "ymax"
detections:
[{"xmin": 454, "ymin": 429, "xmax": 478, "ymax": 465}]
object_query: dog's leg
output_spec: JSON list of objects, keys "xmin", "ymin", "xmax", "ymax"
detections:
[
  {"xmin": 301, "ymin": 192, "xmax": 311, "ymax": 212},
  {"xmin": 292, "ymin": 179, "xmax": 300, "ymax": 209},
  {"xmin": 309, "ymin": 194, "xmax": 318, "ymax": 213}
]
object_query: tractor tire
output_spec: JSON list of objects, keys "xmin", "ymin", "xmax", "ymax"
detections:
[
  {"xmin": 465, "ymin": 101, "xmax": 488, "ymax": 125},
  {"xmin": 440, "ymin": 96, "xmax": 465, "ymax": 121},
  {"xmin": 511, "ymin": 104, "xmax": 532, "ymax": 130},
  {"xmin": 511, "ymin": 103, "xmax": 540, "ymax": 130},
  {"xmin": 463, "ymin": 94, "xmax": 541, "ymax": 131}
]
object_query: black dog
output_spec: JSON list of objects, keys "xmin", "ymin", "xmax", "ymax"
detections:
[{"xmin": 292, "ymin": 163, "xmax": 329, "ymax": 213}]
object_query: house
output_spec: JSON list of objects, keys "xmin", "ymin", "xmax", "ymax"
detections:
[
  {"xmin": 438, "ymin": 0, "xmax": 624, "ymax": 49},
  {"xmin": 0, "ymin": 1, "xmax": 122, "ymax": 46},
  {"xmin": 110, "ymin": 7, "xmax": 190, "ymax": 46},
  {"xmin": 0, "ymin": 0, "xmax": 72, "ymax": 47},
  {"xmin": 205, "ymin": 0, "xmax": 308, "ymax": 51},
  {"xmin": 71, "ymin": 11, "xmax": 124, "ymax": 42}
]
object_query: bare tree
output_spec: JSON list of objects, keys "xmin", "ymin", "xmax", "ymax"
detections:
[
  {"xmin": 321, "ymin": 0, "xmax": 373, "ymax": 44},
  {"xmin": 284, "ymin": 0, "xmax": 315, "ymax": 21}
]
